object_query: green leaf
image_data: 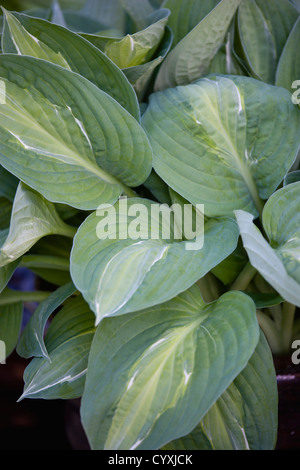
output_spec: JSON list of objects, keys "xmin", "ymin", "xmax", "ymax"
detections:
[
  {"xmin": 211, "ymin": 241, "xmax": 248, "ymax": 285},
  {"xmin": 289, "ymin": 0, "xmax": 300, "ymax": 11},
  {"xmin": 120, "ymin": 0, "xmax": 155, "ymax": 31},
  {"xmin": 123, "ymin": 25, "xmax": 173, "ymax": 101},
  {"xmin": 262, "ymin": 182, "xmax": 300, "ymax": 285},
  {"xmin": 235, "ymin": 183, "xmax": 300, "ymax": 307},
  {"xmin": 82, "ymin": 9, "xmax": 170, "ymax": 69},
  {"xmin": 143, "ymin": 170, "xmax": 172, "ymax": 205},
  {"xmin": 21, "ymin": 254, "xmax": 72, "ymax": 286},
  {"xmin": 0, "ymin": 288, "xmax": 50, "ymax": 307},
  {"xmin": 29, "ymin": 268, "xmax": 72, "ymax": 287},
  {"xmin": 81, "ymin": 286, "xmax": 259, "ymax": 450},
  {"xmin": 2, "ymin": 9, "xmax": 70, "ymax": 68},
  {"xmin": 276, "ymin": 17, "xmax": 300, "ymax": 93},
  {"xmin": 164, "ymin": 330, "xmax": 277, "ymax": 450},
  {"xmin": 49, "ymin": 0, "xmax": 67, "ymax": 27},
  {"xmin": 55, "ymin": 203, "xmax": 79, "ymax": 220},
  {"xmin": 207, "ymin": 24, "xmax": 245, "ymax": 76},
  {"xmin": 0, "ymin": 183, "xmax": 76, "ymax": 268},
  {"xmin": 0, "ymin": 197, "xmax": 12, "ymax": 230},
  {"xmin": 0, "ymin": 55, "xmax": 152, "ymax": 210},
  {"xmin": 0, "ymin": 230, "xmax": 19, "ymax": 294},
  {"xmin": 237, "ymin": 0, "xmax": 298, "ymax": 84},
  {"xmin": 2, "ymin": 10, "xmax": 140, "ymax": 119},
  {"xmin": 162, "ymin": 0, "xmax": 220, "ymax": 47},
  {"xmin": 284, "ymin": 170, "xmax": 300, "ymax": 186},
  {"xmin": 22, "ymin": 8, "xmax": 51, "ymax": 20},
  {"xmin": 81, "ymin": 0, "xmax": 126, "ymax": 32},
  {"xmin": 0, "ymin": 165, "xmax": 18, "ymax": 202},
  {"xmin": 244, "ymin": 292, "xmax": 283, "ymax": 309},
  {"xmin": 19, "ymin": 296, "xmax": 95, "ymax": 400},
  {"xmin": 0, "ymin": 301, "xmax": 23, "ymax": 358},
  {"xmin": 17, "ymin": 281, "xmax": 77, "ymax": 360},
  {"xmin": 30, "ymin": 235, "xmax": 73, "ymax": 259},
  {"xmin": 154, "ymin": 0, "xmax": 242, "ymax": 90},
  {"xmin": 70, "ymin": 197, "xmax": 239, "ymax": 324},
  {"xmin": 63, "ymin": 11, "xmax": 112, "ymax": 34},
  {"xmin": 142, "ymin": 75, "xmax": 300, "ymax": 218}
]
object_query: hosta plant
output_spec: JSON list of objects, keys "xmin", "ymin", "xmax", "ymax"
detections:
[{"xmin": 0, "ymin": 0, "xmax": 300, "ymax": 451}]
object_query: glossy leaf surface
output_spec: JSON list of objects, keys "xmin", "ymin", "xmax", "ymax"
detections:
[
  {"xmin": 0, "ymin": 55, "xmax": 152, "ymax": 210},
  {"xmin": 143, "ymin": 75, "xmax": 300, "ymax": 218},
  {"xmin": 81, "ymin": 286, "xmax": 259, "ymax": 450},
  {"xmin": 70, "ymin": 198, "xmax": 239, "ymax": 323},
  {"xmin": 164, "ymin": 331, "xmax": 277, "ymax": 450}
]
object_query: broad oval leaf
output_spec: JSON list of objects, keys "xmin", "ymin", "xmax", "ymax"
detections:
[
  {"xmin": 164, "ymin": 330, "xmax": 278, "ymax": 450},
  {"xmin": 70, "ymin": 197, "xmax": 239, "ymax": 324},
  {"xmin": 19, "ymin": 295, "xmax": 95, "ymax": 400},
  {"xmin": 0, "ymin": 55, "xmax": 152, "ymax": 210},
  {"xmin": 235, "ymin": 183, "xmax": 300, "ymax": 307},
  {"xmin": 1, "ymin": 10, "xmax": 140, "ymax": 119},
  {"xmin": 236, "ymin": 0, "xmax": 298, "ymax": 84},
  {"xmin": 81, "ymin": 286, "xmax": 259, "ymax": 450},
  {"xmin": 142, "ymin": 75, "xmax": 300, "ymax": 218},
  {"xmin": 154, "ymin": 0, "xmax": 242, "ymax": 90},
  {"xmin": 0, "ymin": 183, "xmax": 75, "ymax": 268}
]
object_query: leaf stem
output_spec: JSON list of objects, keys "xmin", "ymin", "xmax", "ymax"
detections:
[
  {"xmin": 58, "ymin": 223, "xmax": 77, "ymax": 239},
  {"xmin": 281, "ymin": 302, "xmax": 296, "ymax": 353},
  {"xmin": 256, "ymin": 309, "xmax": 282, "ymax": 355},
  {"xmin": 0, "ymin": 288, "xmax": 51, "ymax": 306},
  {"xmin": 292, "ymin": 318, "xmax": 300, "ymax": 337},
  {"xmin": 229, "ymin": 262, "xmax": 257, "ymax": 291},
  {"xmin": 121, "ymin": 184, "xmax": 138, "ymax": 198},
  {"xmin": 269, "ymin": 304, "xmax": 283, "ymax": 329},
  {"xmin": 197, "ymin": 273, "xmax": 220, "ymax": 303}
]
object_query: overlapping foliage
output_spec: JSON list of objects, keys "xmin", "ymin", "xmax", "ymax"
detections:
[{"xmin": 0, "ymin": 0, "xmax": 299, "ymax": 450}]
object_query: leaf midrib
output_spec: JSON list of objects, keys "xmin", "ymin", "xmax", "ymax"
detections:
[
  {"xmin": 1, "ymin": 85, "xmax": 123, "ymax": 188},
  {"xmin": 106, "ymin": 316, "xmax": 203, "ymax": 449},
  {"xmin": 199, "ymin": 84, "xmax": 264, "ymax": 214}
]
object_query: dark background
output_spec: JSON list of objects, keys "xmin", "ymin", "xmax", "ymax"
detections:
[{"xmin": 1, "ymin": 349, "xmax": 300, "ymax": 450}]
